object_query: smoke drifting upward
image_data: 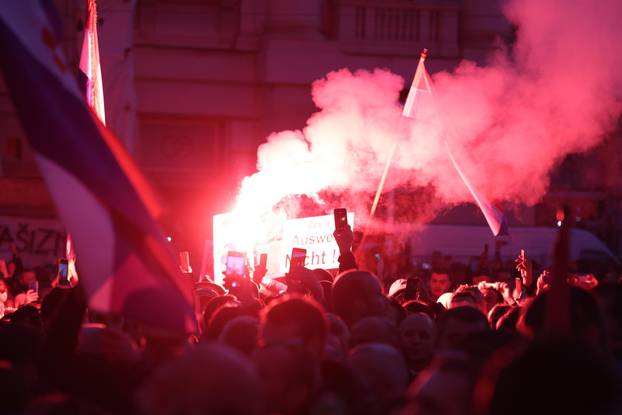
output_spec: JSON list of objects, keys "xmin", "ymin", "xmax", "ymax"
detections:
[{"xmin": 234, "ymin": 0, "xmax": 622, "ymax": 227}]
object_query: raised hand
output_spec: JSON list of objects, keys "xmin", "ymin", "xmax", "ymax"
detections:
[
  {"xmin": 252, "ymin": 263, "xmax": 267, "ymax": 285},
  {"xmin": 25, "ymin": 289, "xmax": 39, "ymax": 304},
  {"xmin": 333, "ymin": 224, "xmax": 353, "ymax": 254},
  {"xmin": 286, "ymin": 267, "xmax": 325, "ymax": 304},
  {"xmin": 536, "ymin": 270, "xmax": 551, "ymax": 295},
  {"xmin": 515, "ymin": 249, "xmax": 533, "ymax": 287},
  {"xmin": 567, "ymin": 274, "xmax": 599, "ymax": 291}
]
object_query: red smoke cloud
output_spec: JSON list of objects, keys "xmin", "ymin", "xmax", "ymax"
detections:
[{"xmin": 233, "ymin": 0, "xmax": 622, "ymax": 227}]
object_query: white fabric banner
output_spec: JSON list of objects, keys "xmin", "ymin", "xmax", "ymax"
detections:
[
  {"xmin": 0, "ymin": 216, "xmax": 66, "ymax": 267},
  {"xmin": 213, "ymin": 213, "xmax": 354, "ymax": 283}
]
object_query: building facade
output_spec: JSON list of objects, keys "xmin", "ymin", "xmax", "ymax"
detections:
[{"xmin": 1, "ymin": 0, "xmax": 620, "ymax": 259}]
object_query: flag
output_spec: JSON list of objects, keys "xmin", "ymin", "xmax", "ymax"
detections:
[
  {"xmin": 65, "ymin": 0, "xmax": 107, "ymax": 283},
  {"xmin": 445, "ymin": 143, "xmax": 508, "ymax": 236},
  {"xmin": 79, "ymin": 0, "xmax": 106, "ymax": 124},
  {"xmin": 65, "ymin": 233, "xmax": 79, "ymax": 282},
  {"xmin": 402, "ymin": 48, "xmax": 433, "ymax": 119},
  {"xmin": 403, "ymin": 49, "xmax": 508, "ymax": 237},
  {"xmin": 0, "ymin": 2, "xmax": 197, "ymax": 334}
]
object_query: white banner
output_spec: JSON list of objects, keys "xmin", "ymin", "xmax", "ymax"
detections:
[
  {"xmin": 0, "ymin": 216, "xmax": 66, "ymax": 267},
  {"xmin": 212, "ymin": 213, "xmax": 354, "ymax": 283},
  {"xmin": 279, "ymin": 213, "xmax": 354, "ymax": 274}
]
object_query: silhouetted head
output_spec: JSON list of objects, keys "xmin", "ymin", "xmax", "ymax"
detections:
[
  {"xmin": 218, "ymin": 315, "xmax": 259, "ymax": 355},
  {"xmin": 201, "ymin": 295, "xmax": 239, "ymax": 332},
  {"xmin": 519, "ymin": 287, "xmax": 604, "ymax": 348},
  {"xmin": 138, "ymin": 344, "xmax": 262, "ymax": 415},
  {"xmin": 450, "ymin": 285, "xmax": 486, "ymax": 314},
  {"xmin": 403, "ymin": 300, "xmax": 436, "ymax": 320},
  {"xmin": 332, "ymin": 270, "xmax": 387, "ymax": 326},
  {"xmin": 488, "ymin": 304, "xmax": 511, "ymax": 329},
  {"xmin": 399, "ymin": 313, "xmax": 437, "ymax": 370},
  {"xmin": 496, "ymin": 306, "xmax": 521, "ymax": 332},
  {"xmin": 253, "ymin": 344, "xmax": 320, "ymax": 415},
  {"xmin": 485, "ymin": 339, "xmax": 619, "ymax": 415},
  {"xmin": 347, "ymin": 343, "xmax": 409, "ymax": 405},
  {"xmin": 406, "ymin": 357, "xmax": 478, "ymax": 415},
  {"xmin": 350, "ymin": 317, "xmax": 399, "ymax": 348},
  {"xmin": 437, "ymin": 306, "xmax": 489, "ymax": 351},
  {"xmin": 324, "ymin": 312, "xmax": 350, "ymax": 361},
  {"xmin": 260, "ymin": 295, "xmax": 327, "ymax": 359},
  {"xmin": 203, "ymin": 304, "xmax": 248, "ymax": 341}
]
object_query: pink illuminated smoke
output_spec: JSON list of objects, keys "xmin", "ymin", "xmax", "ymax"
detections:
[{"xmin": 232, "ymin": 0, "xmax": 622, "ymax": 228}]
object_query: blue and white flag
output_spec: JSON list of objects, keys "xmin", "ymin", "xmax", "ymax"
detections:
[{"xmin": 0, "ymin": 2, "xmax": 197, "ymax": 334}]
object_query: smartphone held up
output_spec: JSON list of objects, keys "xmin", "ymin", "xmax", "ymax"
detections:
[
  {"xmin": 333, "ymin": 208, "xmax": 348, "ymax": 230},
  {"xmin": 225, "ymin": 251, "xmax": 246, "ymax": 289},
  {"xmin": 58, "ymin": 258, "xmax": 70, "ymax": 287},
  {"xmin": 226, "ymin": 251, "xmax": 246, "ymax": 277},
  {"xmin": 289, "ymin": 247, "xmax": 307, "ymax": 274}
]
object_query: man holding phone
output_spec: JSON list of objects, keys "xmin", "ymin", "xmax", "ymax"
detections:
[
  {"xmin": 285, "ymin": 247, "xmax": 325, "ymax": 304},
  {"xmin": 13, "ymin": 269, "xmax": 39, "ymax": 307},
  {"xmin": 58, "ymin": 258, "xmax": 70, "ymax": 287},
  {"xmin": 224, "ymin": 251, "xmax": 246, "ymax": 289},
  {"xmin": 333, "ymin": 208, "xmax": 357, "ymax": 273}
]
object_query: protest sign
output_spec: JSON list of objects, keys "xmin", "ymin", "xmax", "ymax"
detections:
[
  {"xmin": 212, "ymin": 213, "xmax": 354, "ymax": 282},
  {"xmin": 279, "ymin": 213, "xmax": 354, "ymax": 274},
  {"xmin": 0, "ymin": 216, "xmax": 66, "ymax": 266}
]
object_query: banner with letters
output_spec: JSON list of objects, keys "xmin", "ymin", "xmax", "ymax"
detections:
[
  {"xmin": 0, "ymin": 216, "xmax": 66, "ymax": 267},
  {"xmin": 212, "ymin": 213, "xmax": 354, "ymax": 283},
  {"xmin": 279, "ymin": 213, "xmax": 354, "ymax": 274}
]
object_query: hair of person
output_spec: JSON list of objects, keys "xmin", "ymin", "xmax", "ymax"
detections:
[
  {"xmin": 331, "ymin": 270, "xmax": 383, "ymax": 326},
  {"xmin": 261, "ymin": 295, "xmax": 328, "ymax": 347},
  {"xmin": 40, "ymin": 287, "xmax": 70, "ymax": 324},
  {"xmin": 313, "ymin": 268, "xmax": 334, "ymax": 283},
  {"xmin": 137, "ymin": 343, "xmax": 262, "ymax": 415},
  {"xmin": 520, "ymin": 286, "xmax": 603, "ymax": 341},
  {"xmin": 483, "ymin": 339, "xmax": 619, "ymax": 415},
  {"xmin": 437, "ymin": 306, "xmax": 488, "ymax": 333},
  {"xmin": 496, "ymin": 307, "xmax": 521, "ymax": 332},
  {"xmin": 403, "ymin": 300, "xmax": 436, "ymax": 320},
  {"xmin": 386, "ymin": 297, "xmax": 407, "ymax": 324},
  {"xmin": 201, "ymin": 295, "xmax": 239, "ymax": 331},
  {"xmin": 204, "ymin": 304, "xmax": 248, "ymax": 341},
  {"xmin": 218, "ymin": 316, "xmax": 259, "ymax": 355},
  {"xmin": 347, "ymin": 342, "xmax": 409, "ymax": 403},
  {"xmin": 326, "ymin": 312, "xmax": 349, "ymax": 340},
  {"xmin": 350, "ymin": 317, "xmax": 399, "ymax": 348},
  {"xmin": 488, "ymin": 304, "xmax": 512, "ymax": 328}
]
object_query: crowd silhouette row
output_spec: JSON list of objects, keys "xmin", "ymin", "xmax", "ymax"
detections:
[{"xmin": 0, "ymin": 224, "xmax": 621, "ymax": 415}]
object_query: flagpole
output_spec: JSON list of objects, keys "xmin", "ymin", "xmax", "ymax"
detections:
[
  {"xmin": 545, "ymin": 206, "xmax": 572, "ymax": 335},
  {"xmin": 372, "ymin": 47, "xmax": 428, "ymax": 219},
  {"xmin": 369, "ymin": 143, "xmax": 397, "ymax": 218},
  {"xmin": 356, "ymin": 48, "xmax": 430, "ymax": 258},
  {"xmin": 419, "ymin": 51, "xmax": 504, "ymax": 237}
]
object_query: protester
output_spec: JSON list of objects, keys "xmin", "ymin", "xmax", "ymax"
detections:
[
  {"xmin": 331, "ymin": 270, "xmax": 388, "ymax": 326},
  {"xmin": 0, "ymin": 230, "xmax": 620, "ymax": 415},
  {"xmin": 347, "ymin": 343, "xmax": 410, "ymax": 412},
  {"xmin": 427, "ymin": 271, "xmax": 452, "ymax": 301},
  {"xmin": 260, "ymin": 295, "xmax": 327, "ymax": 359},
  {"xmin": 399, "ymin": 313, "xmax": 437, "ymax": 377},
  {"xmin": 0, "ymin": 278, "xmax": 14, "ymax": 318},
  {"xmin": 2, "ymin": 2, "xmax": 619, "ymax": 414},
  {"xmin": 137, "ymin": 344, "xmax": 263, "ymax": 415}
]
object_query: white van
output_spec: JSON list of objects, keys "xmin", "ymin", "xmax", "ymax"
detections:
[{"xmin": 407, "ymin": 225, "xmax": 618, "ymax": 267}]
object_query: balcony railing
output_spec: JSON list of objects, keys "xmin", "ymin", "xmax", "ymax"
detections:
[{"xmin": 339, "ymin": 0, "xmax": 459, "ymax": 57}]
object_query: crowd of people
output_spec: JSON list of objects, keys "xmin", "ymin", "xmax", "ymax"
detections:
[{"xmin": 0, "ymin": 225, "xmax": 621, "ymax": 415}]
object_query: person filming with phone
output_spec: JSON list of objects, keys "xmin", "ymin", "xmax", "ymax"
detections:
[{"xmin": 12, "ymin": 269, "xmax": 39, "ymax": 308}]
